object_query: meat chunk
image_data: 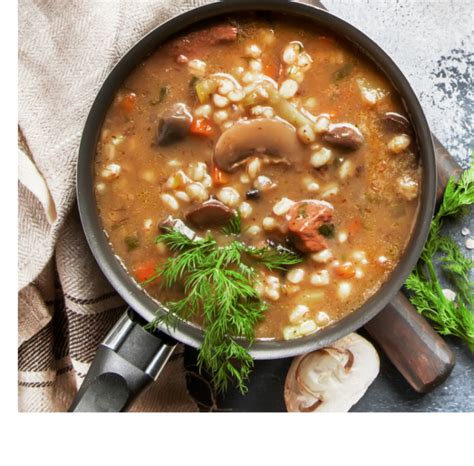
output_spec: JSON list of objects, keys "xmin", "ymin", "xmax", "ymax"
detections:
[
  {"xmin": 163, "ymin": 23, "xmax": 238, "ymax": 60},
  {"xmin": 208, "ymin": 24, "xmax": 238, "ymax": 43},
  {"xmin": 156, "ymin": 103, "xmax": 192, "ymax": 146},
  {"xmin": 287, "ymin": 200, "xmax": 334, "ymax": 253},
  {"xmin": 185, "ymin": 199, "xmax": 233, "ymax": 229},
  {"xmin": 322, "ymin": 123, "xmax": 364, "ymax": 151}
]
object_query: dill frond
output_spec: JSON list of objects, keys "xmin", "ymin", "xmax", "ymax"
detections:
[
  {"xmin": 147, "ymin": 229, "xmax": 305, "ymax": 394},
  {"xmin": 243, "ymin": 244, "xmax": 303, "ymax": 271},
  {"xmin": 221, "ymin": 211, "xmax": 242, "ymax": 236},
  {"xmin": 406, "ymin": 154, "xmax": 474, "ymax": 350}
]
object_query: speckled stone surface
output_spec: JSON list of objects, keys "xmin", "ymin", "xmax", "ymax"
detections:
[
  {"xmin": 324, "ymin": 0, "xmax": 474, "ymax": 169},
  {"xmin": 185, "ymin": 0, "xmax": 474, "ymax": 412}
]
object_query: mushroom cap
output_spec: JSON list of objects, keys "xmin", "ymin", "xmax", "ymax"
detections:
[
  {"xmin": 185, "ymin": 199, "xmax": 234, "ymax": 229},
  {"xmin": 213, "ymin": 118, "xmax": 302, "ymax": 172},
  {"xmin": 380, "ymin": 111, "xmax": 412, "ymax": 133},
  {"xmin": 156, "ymin": 102, "xmax": 193, "ymax": 146},
  {"xmin": 322, "ymin": 123, "xmax": 364, "ymax": 151},
  {"xmin": 284, "ymin": 333, "xmax": 379, "ymax": 412}
]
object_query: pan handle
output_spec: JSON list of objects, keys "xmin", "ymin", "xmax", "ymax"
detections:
[
  {"xmin": 364, "ymin": 292, "xmax": 455, "ymax": 393},
  {"xmin": 69, "ymin": 310, "xmax": 177, "ymax": 412}
]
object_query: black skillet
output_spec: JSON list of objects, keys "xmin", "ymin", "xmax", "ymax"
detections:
[{"xmin": 70, "ymin": 0, "xmax": 457, "ymax": 412}]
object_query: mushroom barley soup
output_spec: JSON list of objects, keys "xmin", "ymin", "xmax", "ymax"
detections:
[{"xmin": 95, "ymin": 15, "xmax": 421, "ymax": 341}]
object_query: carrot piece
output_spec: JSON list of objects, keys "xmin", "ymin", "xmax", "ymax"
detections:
[
  {"xmin": 335, "ymin": 262, "xmax": 356, "ymax": 279},
  {"xmin": 133, "ymin": 260, "xmax": 158, "ymax": 283},
  {"xmin": 190, "ymin": 118, "xmax": 215, "ymax": 137},
  {"xmin": 211, "ymin": 165, "xmax": 229, "ymax": 186},
  {"xmin": 348, "ymin": 217, "xmax": 362, "ymax": 237},
  {"xmin": 263, "ymin": 61, "xmax": 279, "ymax": 80},
  {"xmin": 119, "ymin": 92, "xmax": 137, "ymax": 113}
]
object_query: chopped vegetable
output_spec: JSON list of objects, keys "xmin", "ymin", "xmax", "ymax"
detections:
[
  {"xmin": 190, "ymin": 118, "xmax": 215, "ymax": 137},
  {"xmin": 195, "ymin": 78, "xmax": 218, "ymax": 103},
  {"xmin": 332, "ymin": 63, "xmax": 353, "ymax": 82},
  {"xmin": 119, "ymin": 92, "xmax": 137, "ymax": 113},
  {"xmin": 335, "ymin": 262, "xmax": 356, "ymax": 279},
  {"xmin": 159, "ymin": 86, "xmax": 170, "ymax": 103},
  {"xmin": 263, "ymin": 61, "xmax": 279, "ymax": 80},
  {"xmin": 318, "ymin": 223, "xmax": 335, "ymax": 238},
  {"xmin": 405, "ymin": 156, "xmax": 474, "ymax": 350},
  {"xmin": 189, "ymin": 76, "xmax": 199, "ymax": 89},
  {"xmin": 124, "ymin": 235, "xmax": 139, "ymax": 251},
  {"xmin": 134, "ymin": 260, "xmax": 158, "ymax": 283},
  {"xmin": 145, "ymin": 228, "xmax": 302, "ymax": 394},
  {"xmin": 211, "ymin": 165, "xmax": 229, "ymax": 185},
  {"xmin": 266, "ymin": 85, "xmax": 312, "ymax": 127}
]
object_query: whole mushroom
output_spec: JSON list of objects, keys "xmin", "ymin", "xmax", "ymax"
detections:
[{"xmin": 284, "ymin": 333, "xmax": 379, "ymax": 412}]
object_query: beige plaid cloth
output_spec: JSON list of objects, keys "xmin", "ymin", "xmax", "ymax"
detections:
[{"xmin": 17, "ymin": 0, "xmax": 224, "ymax": 412}]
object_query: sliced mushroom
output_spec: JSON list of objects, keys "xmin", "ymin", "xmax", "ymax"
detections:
[
  {"xmin": 380, "ymin": 111, "xmax": 412, "ymax": 133},
  {"xmin": 322, "ymin": 123, "xmax": 364, "ymax": 151},
  {"xmin": 159, "ymin": 215, "xmax": 200, "ymax": 241},
  {"xmin": 284, "ymin": 333, "xmax": 379, "ymax": 412},
  {"xmin": 156, "ymin": 103, "xmax": 193, "ymax": 146},
  {"xmin": 213, "ymin": 118, "xmax": 302, "ymax": 172},
  {"xmin": 185, "ymin": 199, "xmax": 234, "ymax": 229}
]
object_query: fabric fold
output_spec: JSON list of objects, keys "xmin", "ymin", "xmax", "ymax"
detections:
[{"xmin": 18, "ymin": 0, "xmax": 209, "ymax": 412}]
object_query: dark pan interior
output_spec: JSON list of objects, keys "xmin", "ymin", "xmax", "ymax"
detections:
[{"xmin": 77, "ymin": 0, "xmax": 436, "ymax": 359}]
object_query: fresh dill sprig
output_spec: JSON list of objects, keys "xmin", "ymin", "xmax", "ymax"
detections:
[
  {"xmin": 243, "ymin": 244, "xmax": 303, "ymax": 271},
  {"xmin": 221, "ymin": 211, "xmax": 242, "ymax": 236},
  {"xmin": 438, "ymin": 236, "xmax": 474, "ymax": 308},
  {"xmin": 405, "ymin": 154, "xmax": 474, "ymax": 350},
  {"xmin": 146, "ymin": 229, "xmax": 302, "ymax": 393}
]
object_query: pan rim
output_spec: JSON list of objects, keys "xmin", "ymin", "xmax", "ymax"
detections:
[{"xmin": 76, "ymin": 0, "xmax": 436, "ymax": 359}]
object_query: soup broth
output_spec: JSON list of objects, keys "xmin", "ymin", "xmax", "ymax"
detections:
[{"xmin": 94, "ymin": 14, "xmax": 421, "ymax": 340}]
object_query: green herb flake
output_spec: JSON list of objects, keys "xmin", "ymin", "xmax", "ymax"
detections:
[
  {"xmin": 297, "ymin": 204, "xmax": 307, "ymax": 219},
  {"xmin": 318, "ymin": 223, "xmax": 335, "ymax": 238},
  {"xmin": 222, "ymin": 212, "xmax": 242, "ymax": 236},
  {"xmin": 405, "ymin": 154, "xmax": 474, "ymax": 350},
  {"xmin": 333, "ymin": 63, "xmax": 353, "ymax": 82},
  {"xmin": 159, "ymin": 86, "xmax": 170, "ymax": 102},
  {"xmin": 124, "ymin": 235, "xmax": 139, "ymax": 251}
]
